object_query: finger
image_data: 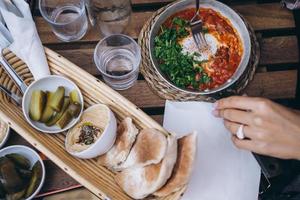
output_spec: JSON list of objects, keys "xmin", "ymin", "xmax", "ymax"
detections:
[
  {"xmin": 231, "ymin": 136, "xmax": 259, "ymax": 152},
  {"xmin": 215, "ymin": 96, "xmax": 259, "ymax": 111},
  {"xmin": 231, "ymin": 136, "xmax": 272, "ymax": 156},
  {"xmin": 224, "ymin": 120, "xmax": 255, "ymax": 139},
  {"xmin": 215, "ymin": 109, "xmax": 253, "ymax": 125}
]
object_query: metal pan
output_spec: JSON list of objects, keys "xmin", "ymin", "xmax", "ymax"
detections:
[{"xmin": 149, "ymin": 0, "xmax": 251, "ymax": 95}]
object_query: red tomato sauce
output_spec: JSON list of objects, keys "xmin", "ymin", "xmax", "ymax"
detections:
[{"xmin": 163, "ymin": 8, "xmax": 243, "ymax": 90}]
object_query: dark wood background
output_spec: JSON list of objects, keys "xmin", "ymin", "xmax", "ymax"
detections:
[{"xmin": 4, "ymin": 0, "xmax": 300, "ymax": 199}]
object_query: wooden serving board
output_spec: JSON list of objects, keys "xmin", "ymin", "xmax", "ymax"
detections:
[{"xmin": 0, "ymin": 48, "xmax": 185, "ymax": 200}]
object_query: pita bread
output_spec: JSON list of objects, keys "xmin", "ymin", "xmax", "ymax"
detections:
[
  {"xmin": 154, "ymin": 132, "xmax": 197, "ymax": 197},
  {"xmin": 115, "ymin": 128, "xmax": 168, "ymax": 171},
  {"xmin": 98, "ymin": 117, "xmax": 138, "ymax": 170},
  {"xmin": 115, "ymin": 134, "xmax": 178, "ymax": 199}
]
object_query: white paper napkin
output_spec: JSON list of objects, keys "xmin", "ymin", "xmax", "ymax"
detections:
[
  {"xmin": 163, "ymin": 101, "xmax": 261, "ymax": 200},
  {"xmin": 0, "ymin": 0, "xmax": 50, "ymax": 80}
]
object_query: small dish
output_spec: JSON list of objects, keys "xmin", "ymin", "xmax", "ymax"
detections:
[
  {"xmin": 22, "ymin": 75, "xmax": 84, "ymax": 134},
  {"xmin": 0, "ymin": 119, "xmax": 10, "ymax": 149},
  {"xmin": 65, "ymin": 104, "xmax": 117, "ymax": 159},
  {"xmin": 0, "ymin": 145, "xmax": 46, "ymax": 200}
]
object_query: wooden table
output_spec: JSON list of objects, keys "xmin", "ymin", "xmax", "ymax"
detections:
[{"xmin": 6, "ymin": 0, "xmax": 300, "ymax": 199}]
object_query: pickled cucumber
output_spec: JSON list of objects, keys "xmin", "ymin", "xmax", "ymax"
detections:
[
  {"xmin": 40, "ymin": 91, "xmax": 55, "ymax": 123},
  {"xmin": 67, "ymin": 103, "xmax": 81, "ymax": 117},
  {"xmin": 0, "ymin": 158, "xmax": 25, "ymax": 194},
  {"xmin": 5, "ymin": 154, "xmax": 31, "ymax": 170},
  {"xmin": 69, "ymin": 90, "xmax": 80, "ymax": 104},
  {"xmin": 29, "ymin": 90, "xmax": 46, "ymax": 121},
  {"xmin": 56, "ymin": 111, "xmax": 72, "ymax": 129},
  {"xmin": 6, "ymin": 189, "xmax": 25, "ymax": 200},
  {"xmin": 25, "ymin": 161, "xmax": 42, "ymax": 198},
  {"xmin": 49, "ymin": 87, "xmax": 65, "ymax": 112},
  {"xmin": 46, "ymin": 97, "xmax": 70, "ymax": 127}
]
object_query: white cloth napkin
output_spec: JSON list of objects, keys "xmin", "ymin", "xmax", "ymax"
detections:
[
  {"xmin": 0, "ymin": 0, "xmax": 50, "ymax": 80},
  {"xmin": 163, "ymin": 101, "xmax": 261, "ymax": 200}
]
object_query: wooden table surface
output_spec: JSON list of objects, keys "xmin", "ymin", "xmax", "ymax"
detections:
[{"xmin": 5, "ymin": 0, "xmax": 300, "ymax": 199}]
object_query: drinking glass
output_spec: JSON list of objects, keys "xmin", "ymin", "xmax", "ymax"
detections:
[
  {"xmin": 39, "ymin": 0, "xmax": 88, "ymax": 42},
  {"xmin": 94, "ymin": 34, "xmax": 141, "ymax": 90},
  {"xmin": 90, "ymin": 0, "xmax": 132, "ymax": 36}
]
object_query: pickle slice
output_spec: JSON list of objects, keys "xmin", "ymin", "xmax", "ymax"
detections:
[
  {"xmin": 69, "ymin": 90, "xmax": 80, "ymax": 104},
  {"xmin": 46, "ymin": 97, "xmax": 70, "ymax": 127},
  {"xmin": 67, "ymin": 103, "xmax": 81, "ymax": 117},
  {"xmin": 29, "ymin": 90, "xmax": 46, "ymax": 121},
  {"xmin": 6, "ymin": 189, "xmax": 25, "ymax": 200},
  {"xmin": 5, "ymin": 154, "xmax": 31, "ymax": 170},
  {"xmin": 56, "ymin": 111, "xmax": 72, "ymax": 129},
  {"xmin": 40, "ymin": 91, "xmax": 55, "ymax": 123},
  {"xmin": 25, "ymin": 161, "xmax": 42, "ymax": 198},
  {"xmin": 49, "ymin": 87, "xmax": 65, "ymax": 112}
]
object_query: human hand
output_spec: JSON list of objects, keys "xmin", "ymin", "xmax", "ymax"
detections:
[{"xmin": 213, "ymin": 96, "xmax": 300, "ymax": 160}]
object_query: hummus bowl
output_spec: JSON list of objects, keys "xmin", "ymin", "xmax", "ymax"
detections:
[{"xmin": 65, "ymin": 104, "xmax": 117, "ymax": 159}]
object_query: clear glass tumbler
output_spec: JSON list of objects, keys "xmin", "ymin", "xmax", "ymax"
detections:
[
  {"xmin": 39, "ymin": 0, "xmax": 88, "ymax": 42},
  {"xmin": 94, "ymin": 34, "xmax": 141, "ymax": 90},
  {"xmin": 90, "ymin": 0, "xmax": 132, "ymax": 36}
]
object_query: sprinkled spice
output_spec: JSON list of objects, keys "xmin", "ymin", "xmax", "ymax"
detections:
[{"xmin": 77, "ymin": 122, "xmax": 102, "ymax": 145}]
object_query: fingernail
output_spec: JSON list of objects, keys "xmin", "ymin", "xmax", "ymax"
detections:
[{"xmin": 212, "ymin": 110, "xmax": 219, "ymax": 117}]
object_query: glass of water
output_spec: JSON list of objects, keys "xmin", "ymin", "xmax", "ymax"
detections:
[
  {"xmin": 94, "ymin": 34, "xmax": 141, "ymax": 90},
  {"xmin": 39, "ymin": 0, "xmax": 88, "ymax": 42},
  {"xmin": 90, "ymin": 0, "xmax": 132, "ymax": 36}
]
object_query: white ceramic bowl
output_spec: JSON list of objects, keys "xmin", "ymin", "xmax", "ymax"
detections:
[
  {"xmin": 0, "ymin": 121, "xmax": 10, "ymax": 149},
  {"xmin": 22, "ymin": 75, "xmax": 84, "ymax": 134},
  {"xmin": 0, "ymin": 145, "xmax": 46, "ymax": 200},
  {"xmin": 65, "ymin": 104, "xmax": 117, "ymax": 159}
]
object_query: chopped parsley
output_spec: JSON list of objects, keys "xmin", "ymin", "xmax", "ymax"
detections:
[{"xmin": 154, "ymin": 17, "xmax": 211, "ymax": 89}]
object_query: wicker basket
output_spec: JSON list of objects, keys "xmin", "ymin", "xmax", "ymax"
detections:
[
  {"xmin": 0, "ymin": 48, "xmax": 186, "ymax": 200},
  {"xmin": 138, "ymin": 3, "xmax": 260, "ymax": 102}
]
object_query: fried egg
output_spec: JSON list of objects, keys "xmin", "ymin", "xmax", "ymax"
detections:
[{"xmin": 179, "ymin": 33, "xmax": 219, "ymax": 61}]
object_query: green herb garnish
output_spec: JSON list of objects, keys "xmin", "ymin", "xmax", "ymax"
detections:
[{"xmin": 154, "ymin": 17, "xmax": 211, "ymax": 89}]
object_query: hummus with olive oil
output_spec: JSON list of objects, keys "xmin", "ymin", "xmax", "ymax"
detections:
[{"xmin": 66, "ymin": 104, "xmax": 110, "ymax": 152}]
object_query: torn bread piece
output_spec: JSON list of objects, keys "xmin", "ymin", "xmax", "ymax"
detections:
[
  {"xmin": 98, "ymin": 117, "xmax": 139, "ymax": 170},
  {"xmin": 115, "ymin": 134, "xmax": 177, "ymax": 199},
  {"xmin": 115, "ymin": 128, "xmax": 168, "ymax": 171},
  {"xmin": 154, "ymin": 132, "xmax": 197, "ymax": 197}
]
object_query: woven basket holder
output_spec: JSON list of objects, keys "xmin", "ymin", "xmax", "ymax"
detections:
[{"xmin": 138, "ymin": 3, "xmax": 260, "ymax": 102}]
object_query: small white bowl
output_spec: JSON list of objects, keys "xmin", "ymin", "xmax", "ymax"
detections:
[
  {"xmin": 0, "ymin": 121, "xmax": 10, "ymax": 149},
  {"xmin": 22, "ymin": 75, "xmax": 84, "ymax": 134},
  {"xmin": 65, "ymin": 104, "xmax": 117, "ymax": 159},
  {"xmin": 0, "ymin": 145, "xmax": 46, "ymax": 200}
]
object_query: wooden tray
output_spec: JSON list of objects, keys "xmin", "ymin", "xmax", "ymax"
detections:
[{"xmin": 0, "ymin": 48, "xmax": 185, "ymax": 200}]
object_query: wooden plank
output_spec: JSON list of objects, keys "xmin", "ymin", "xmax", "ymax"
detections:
[
  {"xmin": 54, "ymin": 35, "xmax": 299, "ymax": 76},
  {"xmin": 36, "ymin": 11, "xmax": 152, "ymax": 44},
  {"xmin": 36, "ymin": 3, "xmax": 295, "ymax": 44},
  {"xmin": 117, "ymin": 70, "xmax": 297, "ymax": 108},
  {"xmin": 260, "ymin": 36, "xmax": 299, "ymax": 65}
]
